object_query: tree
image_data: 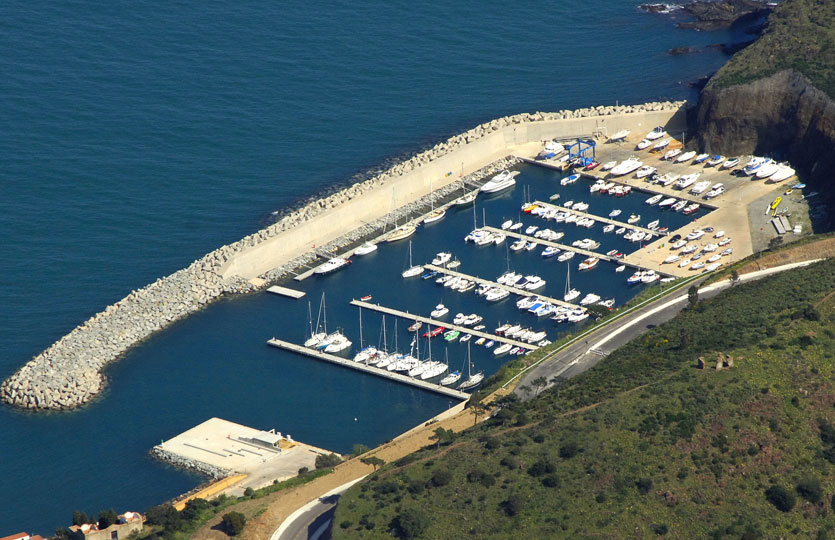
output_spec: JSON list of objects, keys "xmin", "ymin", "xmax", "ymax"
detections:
[
  {"xmin": 796, "ymin": 475, "xmax": 823, "ymax": 503},
  {"xmin": 532, "ymin": 376, "xmax": 547, "ymax": 397},
  {"xmin": 518, "ymin": 385, "xmax": 532, "ymax": 398},
  {"xmin": 352, "ymin": 443, "xmax": 370, "ymax": 456},
  {"xmin": 730, "ymin": 269, "xmax": 739, "ymax": 284},
  {"xmin": 467, "ymin": 399, "xmax": 488, "ymax": 426},
  {"xmin": 315, "ymin": 453, "xmax": 342, "ymax": 469},
  {"xmin": 221, "ymin": 512, "xmax": 246, "ymax": 536},
  {"xmin": 765, "ymin": 485, "xmax": 796, "ymax": 512},
  {"xmin": 72, "ymin": 511, "xmax": 89, "ymax": 526},
  {"xmin": 97, "ymin": 509, "xmax": 117, "ymax": 529},
  {"xmin": 145, "ymin": 505, "xmax": 181, "ymax": 531},
  {"xmin": 688, "ymin": 285, "xmax": 699, "ymax": 308},
  {"xmin": 360, "ymin": 456, "xmax": 385, "ymax": 471},
  {"xmin": 429, "ymin": 427, "xmax": 455, "ymax": 449},
  {"xmin": 392, "ymin": 508, "xmax": 430, "ymax": 539}
]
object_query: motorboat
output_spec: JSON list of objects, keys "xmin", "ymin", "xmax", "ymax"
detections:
[
  {"xmin": 354, "ymin": 242, "xmax": 378, "ymax": 256},
  {"xmin": 628, "ymin": 214, "xmax": 641, "ymax": 224},
  {"xmin": 314, "ymin": 257, "xmax": 352, "ymax": 275},
  {"xmin": 670, "ymin": 239, "xmax": 687, "ymax": 249},
  {"xmin": 671, "ymin": 200, "xmax": 687, "ymax": 212},
  {"xmin": 602, "ymin": 161, "xmax": 617, "ymax": 171},
  {"xmin": 769, "ymin": 164, "xmax": 796, "ymax": 182},
  {"xmin": 542, "ymin": 246, "xmax": 560, "ymax": 258},
  {"xmin": 578, "ymin": 257, "xmax": 599, "ymax": 271},
  {"xmin": 647, "ymin": 219, "xmax": 660, "ymax": 230},
  {"xmin": 689, "ymin": 180, "xmax": 711, "ymax": 195},
  {"xmin": 656, "ymin": 173, "xmax": 679, "ymax": 187},
  {"xmin": 675, "ymin": 150, "xmax": 696, "ymax": 163},
  {"xmin": 676, "ymin": 173, "xmax": 700, "ymax": 190},
  {"xmin": 573, "ymin": 201, "xmax": 589, "ymax": 211},
  {"xmin": 324, "ymin": 332, "xmax": 353, "ymax": 354},
  {"xmin": 627, "ymin": 271, "xmax": 644, "ymax": 285},
  {"xmin": 702, "ymin": 243, "xmax": 718, "ymax": 252},
  {"xmin": 602, "ymin": 224, "xmax": 615, "ymax": 233},
  {"xmin": 663, "ymin": 255, "xmax": 680, "ymax": 264},
  {"xmin": 580, "ymin": 293, "xmax": 601, "ymax": 305},
  {"xmin": 453, "ymin": 312, "xmax": 467, "ymax": 325},
  {"xmin": 525, "ymin": 225, "xmax": 539, "ymax": 235},
  {"xmin": 609, "ymin": 129, "xmax": 631, "ymax": 142},
  {"xmin": 444, "ymin": 330, "xmax": 460, "ymax": 342},
  {"xmin": 658, "ymin": 197, "xmax": 677, "ymax": 208},
  {"xmin": 693, "ymin": 153, "xmax": 710, "ymax": 164},
  {"xmin": 645, "ymin": 126, "xmax": 667, "ymax": 140},
  {"xmin": 704, "ymin": 184, "xmax": 725, "ymax": 199},
  {"xmin": 422, "ymin": 271, "xmax": 437, "ymax": 280},
  {"xmin": 705, "ymin": 262, "xmax": 722, "ymax": 272},
  {"xmin": 615, "ymin": 227, "xmax": 626, "ymax": 235},
  {"xmin": 610, "ymin": 158, "xmax": 643, "ymax": 177},
  {"xmin": 387, "ymin": 223, "xmax": 417, "ymax": 242},
  {"xmin": 718, "ymin": 237, "xmax": 732, "ymax": 246},
  {"xmin": 663, "ymin": 147, "xmax": 681, "ymax": 160},
  {"xmin": 742, "ymin": 156, "xmax": 766, "ymax": 176},
  {"xmin": 432, "ymin": 252, "xmax": 452, "ymax": 265},
  {"xmin": 721, "ymin": 247, "xmax": 733, "ymax": 256},
  {"xmin": 560, "ymin": 173, "xmax": 580, "ymax": 186},
  {"xmin": 707, "ymin": 254, "xmax": 722, "ymax": 263},
  {"xmin": 557, "ymin": 251, "xmax": 575, "ymax": 262},
  {"xmin": 480, "ymin": 170, "xmax": 519, "ymax": 193},
  {"xmin": 636, "ymin": 165, "xmax": 656, "ymax": 179},
  {"xmin": 755, "ymin": 160, "xmax": 779, "ymax": 179},
  {"xmin": 682, "ymin": 203, "xmax": 700, "ymax": 215},
  {"xmin": 523, "ymin": 276, "xmax": 547, "ymax": 290},
  {"xmin": 430, "ymin": 304, "xmax": 449, "ymax": 318},
  {"xmin": 678, "ymin": 258, "xmax": 691, "ymax": 268},
  {"xmin": 686, "ymin": 229, "xmax": 705, "ymax": 240},
  {"xmin": 713, "ymin": 230, "xmax": 725, "ymax": 238},
  {"xmin": 423, "ymin": 326, "xmax": 445, "ymax": 338},
  {"xmin": 609, "ymin": 209, "xmax": 622, "ymax": 217},
  {"xmin": 454, "ymin": 191, "xmax": 477, "ymax": 206},
  {"xmin": 645, "ymin": 194, "xmax": 663, "ymax": 205},
  {"xmin": 721, "ymin": 157, "xmax": 740, "ymax": 169},
  {"xmin": 641, "ymin": 270, "xmax": 659, "ymax": 283},
  {"xmin": 706, "ymin": 155, "xmax": 725, "ymax": 167},
  {"xmin": 408, "ymin": 321, "xmax": 422, "ymax": 332},
  {"xmin": 510, "ymin": 239, "xmax": 526, "ymax": 252},
  {"xmin": 583, "ymin": 160, "xmax": 601, "ymax": 171},
  {"xmin": 500, "ymin": 219, "xmax": 513, "ymax": 230},
  {"xmin": 572, "ymin": 238, "xmax": 600, "ymax": 249},
  {"xmin": 615, "ymin": 265, "xmax": 626, "ymax": 272},
  {"xmin": 485, "ymin": 288, "xmax": 510, "ymax": 302},
  {"xmin": 691, "ymin": 261, "xmax": 706, "ymax": 270},
  {"xmin": 636, "ymin": 138, "xmax": 652, "ymax": 150}
]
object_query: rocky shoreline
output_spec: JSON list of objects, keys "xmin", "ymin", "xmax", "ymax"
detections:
[
  {"xmin": 150, "ymin": 446, "xmax": 231, "ymax": 480},
  {"xmin": 0, "ymin": 100, "xmax": 685, "ymax": 412}
]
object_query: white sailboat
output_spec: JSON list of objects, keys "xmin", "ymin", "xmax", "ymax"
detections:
[
  {"xmin": 564, "ymin": 263, "xmax": 580, "ymax": 302},
  {"xmin": 401, "ymin": 241, "xmax": 424, "ymax": 278},
  {"xmin": 458, "ymin": 343, "xmax": 484, "ymax": 391},
  {"xmin": 303, "ymin": 296, "xmax": 327, "ymax": 348},
  {"xmin": 423, "ymin": 177, "xmax": 446, "ymax": 224},
  {"xmin": 439, "ymin": 350, "xmax": 461, "ymax": 386},
  {"xmin": 352, "ymin": 306, "xmax": 377, "ymax": 364}
]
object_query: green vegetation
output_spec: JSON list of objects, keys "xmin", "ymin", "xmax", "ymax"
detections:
[
  {"xmin": 333, "ymin": 259, "xmax": 835, "ymax": 538},
  {"xmin": 220, "ymin": 512, "xmax": 246, "ymax": 536},
  {"xmin": 710, "ymin": 0, "xmax": 835, "ymax": 97}
]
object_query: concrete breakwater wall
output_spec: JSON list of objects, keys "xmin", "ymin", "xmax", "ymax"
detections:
[{"xmin": 0, "ymin": 100, "xmax": 686, "ymax": 411}]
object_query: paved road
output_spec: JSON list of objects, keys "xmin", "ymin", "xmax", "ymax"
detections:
[
  {"xmin": 271, "ymin": 476, "xmax": 367, "ymax": 540},
  {"xmin": 514, "ymin": 259, "xmax": 821, "ymax": 397}
]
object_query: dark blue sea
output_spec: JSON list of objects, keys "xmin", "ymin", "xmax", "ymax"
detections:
[{"xmin": 0, "ymin": 0, "xmax": 747, "ymax": 534}]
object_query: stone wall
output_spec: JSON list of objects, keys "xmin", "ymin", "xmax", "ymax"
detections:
[{"xmin": 0, "ymin": 100, "xmax": 685, "ymax": 412}]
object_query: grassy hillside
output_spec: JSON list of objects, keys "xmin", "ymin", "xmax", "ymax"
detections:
[
  {"xmin": 709, "ymin": 0, "xmax": 835, "ymax": 97},
  {"xmin": 333, "ymin": 259, "xmax": 835, "ymax": 539}
]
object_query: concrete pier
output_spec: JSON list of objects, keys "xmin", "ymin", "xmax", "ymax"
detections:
[
  {"xmin": 267, "ymin": 337, "xmax": 470, "ymax": 400},
  {"xmin": 267, "ymin": 285, "xmax": 306, "ymax": 299},
  {"xmin": 422, "ymin": 264, "xmax": 581, "ymax": 310},
  {"xmin": 349, "ymin": 299, "xmax": 539, "ymax": 350}
]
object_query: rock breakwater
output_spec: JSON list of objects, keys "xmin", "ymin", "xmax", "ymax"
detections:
[
  {"xmin": 0, "ymin": 101, "xmax": 684, "ymax": 411},
  {"xmin": 150, "ymin": 446, "xmax": 231, "ymax": 480}
]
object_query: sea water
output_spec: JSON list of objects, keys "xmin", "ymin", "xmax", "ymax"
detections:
[{"xmin": 0, "ymin": 0, "xmax": 744, "ymax": 533}]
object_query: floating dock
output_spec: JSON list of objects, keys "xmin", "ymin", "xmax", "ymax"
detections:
[
  {"xmin": 423, "ymin": 263, "xmax": 580, "ymax": 311},
  {"xmin": 267, "ymin": 337, "xmax": 470, "ymax": 400},
  {"xmin": 578, "ymin": 171, "xmax": 719, "ymax": 209},
  {"xmin": 349, "ymin": 299, "xmax": 539, "ymax": 350},
  {"xmin": 267, "ymin": 285, "xmax": 306, "ymax": 299},
  {"xmin": 532, "ymin": 200, "xmax": 659, "ymax": 236}
]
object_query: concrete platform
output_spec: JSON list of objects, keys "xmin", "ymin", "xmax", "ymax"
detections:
[{"xmin": 156, "ymin": 418, "xmax": 336, "ymax": 491}]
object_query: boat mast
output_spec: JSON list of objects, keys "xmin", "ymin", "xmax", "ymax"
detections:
[
  {"xmin": 322, "ymin": 292, "xmax": 328, "ymax": 334},
  {"xmin": 307, "ymin": 301, "xmax": 314, "ymax": 338},
  {"xmin": 358, "ymin": 305, "xmax": 363, "ymax": 349}
]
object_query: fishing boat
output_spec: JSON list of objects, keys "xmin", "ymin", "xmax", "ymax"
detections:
[
  {"xmin": 401, "ymin": 241, "xmax": 424, "ymax": 278},
  {"xmin": 314, "ymin": 257, "xmax": 352, "ymax": 275},
  {"xmin": 354, "ymin": 242, "xmax": 378, "ymax": 256},
  {"xmin": 645, "ymin": 126, "xmax": 667, "ymax": 140},
  {"xmin": 682, "ymin": 203, "xmax": 700, "ymax": 215},
  {"xmin": 480, "ymin": 170, "xmax": 519, "ymax": 193},
  {"xmin": 458, "ymin": 344, "xmax": 484, "ymax": 391},
  {"xmin": 706, "ymin": 155, "xmax": 725, "ymax": 167}
]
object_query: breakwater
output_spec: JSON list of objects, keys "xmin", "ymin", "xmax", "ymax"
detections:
[
  {"xmin": 150, "ymin": 446, "xmax": 231, "ymax": 480},
  {"xmin": 0, "ymin": 101, "xmax": 686, "ymax": 411}
]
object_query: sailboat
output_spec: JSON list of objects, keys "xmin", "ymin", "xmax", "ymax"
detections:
[
  {"xmin": 375, "ymin": 317, "xmax": 393, "ymax": 368},
  {"xmin": 420, "ymin": 333, "xmax": 448, "ymax": 380},
  {"xmin": 402, "ymin": 241, "xmax": 424, "ymax": 278},
  {"xmin": 563, "ymin": 264, "xmax": 580, "ymax": 302},
  {"xmin": 454, "ymin": 181, "xmax": 477, "ymax": 206},
  {"xmin": 439, "ymin": 349, "xmax": 461, "ymax": 386},
  {"xmin": 352, "ymin": 306, "xmax": 377, "ymax": 364},
  {"xmin": 458, "ymin": 343, "xmax": 484, "ymax": 391},
  {"xmin": 304, "ymin": 293, "xmax": 327, "ymax": 348},
  {"xmin": 386, "ymin": 192, "xmax": 417, "ymax": 242},
  {"xmin": 423, "ymin": 177, "xmax": 446, "ymax": 224}
]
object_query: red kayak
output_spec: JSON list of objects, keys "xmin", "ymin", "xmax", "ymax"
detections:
[{"xmin": 423, "ymin": 326, "xmax": 445, "ymax": 338}]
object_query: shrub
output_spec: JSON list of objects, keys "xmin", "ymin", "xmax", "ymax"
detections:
[
  {"xmin": 765, "ymin": 485, "xmax": 796, "ymax": 512},
  {"xmin": 542, "ymin": 475, "xmax": 560, "ymax": 488},
  {"xmin": 221, "ymin": 512, "xmax": 246, "ymax": 536},
  {"xmin": 595, "ymin": 492, "xmax": 607, "ymax": 503},
  {"xmin": 315, "ymin": 453, "xmax": 342, "ymax": 469},
  {"xmin": 339, "ymin": 520, "xmax": 352, "ymax": 529},
  {"xmin": 243, "ymin": 487, "xmax": 254, "ymax": 497},
  {"xmin": 559, "ymin": 442, "xmax": 579, "ymax": 459},
  {"xmin": 430, "ymin": 469, "xmax": 452, "ymax": 487},
  {"xmin": 298, "ymin": 466, "xmax": 309, "ymax": 476},
  {"xmin": 392, "ymin": 508, "xmax": 430, "ymax": 539},
  {"xmin": 501, "ymin": 494, "xmax": 524, "ymax": 516},
  {"xmin": 795, "ymin": 475, "xmax": 823, "ymax": 503},
  {"xmin": 635, "ymin": 478, "xmax": 653, "ymax": 495}
]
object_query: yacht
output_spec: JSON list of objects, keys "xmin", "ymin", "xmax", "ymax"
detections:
[
  {"xmin": 314, "ymin": 257, "xmax": 351, "ymax": 275},
  {"xmin": 636, "ymin": 166, "xmax": 656, "ymax": 179},
  {"xmin": 580, "ymin": 293, "xmax": 601, "ymax": 305},
  {"xmin": 322, "ymin": 331, "xmax": 352, "ymax": 354},
  {"xmin": 676, "ymin": 173, "xmax": 700, "ymax": 190},
  {"xmin": 689, "ymin": 180, "xmax": 711, "ymax": 195},
  {"xmin": 387, "ymin": 223, "xmax": 417, "ymax": 242},
  {"xmin": 610, "ymin": 158, "xmax": 643, "ymax": 177},
  {"xmin": 755, "ymin": 160, "xmax": 780, "ymax": 179},
  {"xmin": 485, "ymin": 288, "xmax": 510, "ymax": 302},
  {"xmin": 480, "ymin": 170, "xmax": 519, "ymax": 193},
  {"xmin": 354, "ymin": 242, "xmax": 378, "ymax": 256},
  {"xmin": 431, "ymin": 252, "xmax": 452, "ymax": 265},
  {"xmin": 430, "ymin": 304, "xmax": 449, "ymax": 318},
  {"xmin": 769, "ymin": 164, "xmax": 796, "ymax": 182}
]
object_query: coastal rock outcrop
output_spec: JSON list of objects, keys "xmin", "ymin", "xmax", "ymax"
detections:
[
  {"xmin": 1, "ymin": 100, "xmax": 685, "ymax": 412},
  {"xmin": 695, "ymin": 69, "xmax": 835, "ymax": 220}
]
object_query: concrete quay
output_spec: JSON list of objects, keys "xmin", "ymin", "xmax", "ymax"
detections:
[{"xmin": 2, "ymin": 100, "xmax": 687, "ymax": 411}]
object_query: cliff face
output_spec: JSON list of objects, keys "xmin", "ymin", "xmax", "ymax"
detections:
[{"xmin": 696, "ymin": 69, "xmax": 835, "ymax": 214}]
